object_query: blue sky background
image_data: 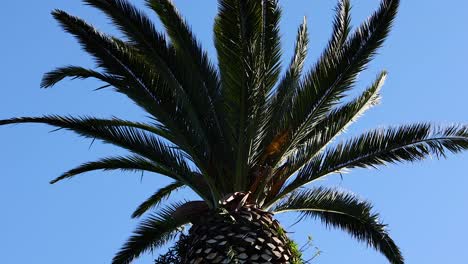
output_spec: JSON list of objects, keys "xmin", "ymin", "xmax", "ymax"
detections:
[{"xmin": 1, "ymin": 1, "xmax": 467, "ymax": 263}]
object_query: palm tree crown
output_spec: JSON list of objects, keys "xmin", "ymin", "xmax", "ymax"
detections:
[{"xmin": 1, "ymin": 0, "xmax": 467, "ymax": 263}]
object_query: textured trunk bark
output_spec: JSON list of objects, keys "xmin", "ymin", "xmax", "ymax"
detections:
[{"xmin": 183, "ymin": 206, "xmax": 298, "ymax": 263}]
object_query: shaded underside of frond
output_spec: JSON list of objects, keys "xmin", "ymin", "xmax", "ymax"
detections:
[
  {"xmin": 132, "ymin": 181, "xmax": 185, "ymax": 218},
  {"xmin": 50, "ymin": 155, "xmax": 173, "ymax": 184},
  {"xmin": 273, "ymin": 187, "xmax": 404, "ymax": 264},
  {"xmin": 112, "ymin": 202, "xmax": 191, "ymax": 264},
  {"xmin": 0, "ymin": 116, "xmax": 213, "ymax": 202}
]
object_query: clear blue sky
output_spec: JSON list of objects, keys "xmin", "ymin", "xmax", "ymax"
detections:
[{"xmin": 1, "ymin": 1, "xmax": 467, "ymax": 263}]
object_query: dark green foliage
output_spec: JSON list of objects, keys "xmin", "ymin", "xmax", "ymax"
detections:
[
  {"xmin": 154, "ymin": 233, "xmax": 189, "ymax": 264},
  {"xmin": 1, "ymin": 0, "xmax": 467, "ymax": 263},
  {"xmin": 276, "ymin": 123, "xmax": 468, "ymax": 202},
  {"xmin": 132, "ymin": 182, "xmax": 184, "ymax": 218},
  {"xmin": 112, "ymin": 203, "xmax": 191, "ymax": 264},
  {"xmin": 274, "ymin": 187, "xmax": 404, "ymax": 264},
  {"xmin": 50, "ymin": 155, "xmax": 171, "ymax": 184}
]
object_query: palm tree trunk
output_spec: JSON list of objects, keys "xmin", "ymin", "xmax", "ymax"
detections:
[{"xmin": 183, "ymin": 206, "xmax": 298, "ymax": 263}]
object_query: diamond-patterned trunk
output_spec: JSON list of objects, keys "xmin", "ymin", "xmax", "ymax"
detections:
[{"xmin": 183, "ymin": 206, "xmax": 297, "ymax": 264}]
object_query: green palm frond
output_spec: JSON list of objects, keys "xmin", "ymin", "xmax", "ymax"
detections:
[
  {"xmin": 273, "ymin": 187, "xmax": 403, "ymax": 264},
  {"xmin": 0, "ymin": 115, "xmax": 214, "ymax": 202},
  {"xmin": 249, "ymin": 17, "xmax": 309, "ymax": 201},
  {"xmin": 297, "ymin": 71, "xmax": 385, "ymax": 148},
  {"xmin": 131, "ymin": 181, "xmax": 185, "ymax": 218},
  {"xmin": 82, "ymin": 0, "xmax": 208, "ymax": 129},
  {"xmin": 112, "ymin": 202, "xmax": 190, "ymax": 264},
  {"xmin": 259, "ymin": 0, "xmax": 282, "ymax": 93},
  {"xmin": 146, "ymin": 0, "xmax": 220, "ymax": 99},
  {"xmin": 41, "ymin": 65, "xmax": 117, "ymax": 89},
  {"xmin": 286, "ymin": 0, "xmax": 398, "ymax": 154},
  {"xmin": 248, "ymin": 0, "xmax": 283, "ymax": 168},
  {"xmin": 0, "ymin": 115, "xmax": 176, "ymax": 144},
  {"xmin": 84, "ymin": 0, "xmax": 222, "ymax": 148},
  {"xmin": 285, "ymin": 0, "xmax": 352, "ymax": 132},
  {"xmin": 146, "ymin": 0, "xmax": 229, "ymax": 192},
  {"xmin": 83, "ymin": 0, "xmax": 222, "ymax": 137},
  {"xmin": 214, "ymin": 0, "xmax": 265, "ymax": 190},
  {"xmin": 51, "ymin": 10, "xmax": 160, "ymax": 100},
  {"xmin": 329, "ymin": 0, "xmax": 352, "ymax": 52},
  {"xmin": 49, "ymin": 155, "xmax": 177, "ymax": 184},
  {"xmin": 51, "ymin": 10, "xmax": 212, "ymax": 167},
  {"xmin": 252, "ymin": 17, "xmax": 309, "ymax": 172},
  {"xmin": 252, "ymin": 1, "xmax": 354, "ymax": 197},
  {"xmin": 267, "ymin": 16, "xmax": 308, "ymax": 133},
  {"xmin": 82, "ymin": 0, "xmax": 167, "ymax": 52},
  {"xmin": 251, "ymin": 0, "xmax": 353, "ymax": 200},
  {"xmin": 0, "ymin": 116, "xmax": 175, "ymax": 159},
  {"xmin": 278, "ymin": 124, "xmax": 468, "ymax": 200},
  {"xmin": 49, "ymin": 8, "xmax": 220, "ymax": 199},
  {"xmin": 261, "ymin": 72, "xmax": 385, "ymax": 204},
  {"xmin": 272, "ymin": 72, "xmax": 386, "ymax": 185}
]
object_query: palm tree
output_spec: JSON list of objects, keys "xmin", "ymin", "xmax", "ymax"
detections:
[{"xmin": 1, "ymin": 0, "xmax": 467, "ymax": 263}]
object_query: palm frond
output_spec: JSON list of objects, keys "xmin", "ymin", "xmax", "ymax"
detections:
[
  {"xmin": 273, "ymin": 187, "xmax": 403, "ymax": 264},
  {"xmin": 249, "ymin": 18, "xmax": 309, "ymax": 198},
  {"xmin": 112, "ymin": 202, "xmax": 190, "ymax": 264},
  {"xmin": 51, "ymin": 10, "xmax": 213, "ymax": 171},
  {"xmin": 83, "ymin": 0, "xmax": 167, "ymax": 52},
  {"xmin": 252, "ymin": 1, "xmax": 354, "ymax": 197},
  {"xmin": 49, "ymin": 155, "xmax": 176, "ymax": 184},
  {"xmin": 51, "ymin": 10, "xmax": 164, "ymax": 110},
  {"xmin": 131, "ymin": 181, "xmax": 185, "ymax": 218},
  {"xmin": 85, "ymin": 0, "xmax": 226, "ymax": 195},
  {"xmin": 278, "ymin": 123, "xmax": 468, "ymax": 200},
  {"xmin": 214, "ymin": 0, "xmax": 264, "ymax": 190},
  {"xmin": 84, "ymin": 0, "xmax": 225, "ymax": 161},
  {"xmin": 252, "ymin": 17, "xmax": 309, "ymax": 172},
  {"xmin": 260, "ymin": 0, "xmax": 282, "ymax": 93},
  {"xmin": 146, "ymin": 0, "xmax": 230, "ymax": 194},
  {"xmin": 83, "ymin": 0, "xmax": 219, "ymax": 110},
  {"xmin": 81, "ymin": 0, "xmax": 208, "ymax": 133},
  {"xmin": 286, "ymin": 0, "xmax": 352, "ymax": 132},
  {"xmin": 84, "ymin": 0, "xmax": 222, "ymax": 126},
  {"xmin": 146, "ymin": 0, "xmax": 219, "ymax": 99},
  {"xmin": 270, "ymin": 71, "xmax": 386, "ymax": 190},
  {"xmin": 251, "ymin": 2, "xmax": 350, "ymax": 201},
  {"xmin": 41, "ymin": 65, "xmax": 117, "ymax": 88},
  {"xmin": 0, "ymin": 115, "xmax": 215, "ymax": 202},
  {"xmin": 329, "ymin": 0, "xmax": 352, "ymax": 52},
  {"xmin": 50, "ymin": 9, "xmax": 222, "ymax": 201},
  {"xmin": 247, "ymin": 0, "xmax": 283, "ymax": 169},
  {"xmin": 268, "ymin": 16, "xmax": 308, "ymax": 134},
  {"xmin": 0, "ymin": 115, "xmax": 171, "ymax": 155},
  {"xmin": 285, "ymin": 0, "xmax": 398, "ymax": 158}
]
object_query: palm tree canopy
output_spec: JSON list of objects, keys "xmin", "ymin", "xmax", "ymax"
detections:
[{"xmin": 1, "ymin": 0, "xmax": 467, "ymax": 263}]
